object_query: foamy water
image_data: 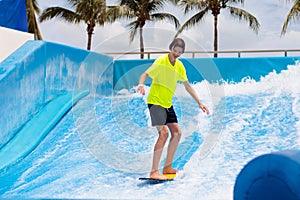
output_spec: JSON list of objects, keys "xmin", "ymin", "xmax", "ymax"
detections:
[{"xmin": 0, "ymin": 61, "xmax": 299, "ymax": 199}]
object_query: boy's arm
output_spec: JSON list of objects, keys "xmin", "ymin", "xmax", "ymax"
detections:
[
  {"xmin": 183, "ymin": 81, "xmax": 210, "ymax": 115},
  {"xmin": 137, "ymin": 72, "xmax": 148, "ymax": 95}
]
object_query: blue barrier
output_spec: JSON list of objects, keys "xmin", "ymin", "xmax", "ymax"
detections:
[
  {"xmin": 113, "ymin": 57, "xmax": 300, "ymax": 90},
  {"xmin": 234, "ymin": 150, "xmax": 300, "ymax": 200}
]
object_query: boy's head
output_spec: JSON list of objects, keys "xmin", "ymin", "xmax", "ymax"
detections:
[{"xmin": 169, "ymin": 38, "xmax": 185, "ymax": 53}]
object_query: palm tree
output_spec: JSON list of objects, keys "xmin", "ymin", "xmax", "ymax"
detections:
[
  {"xmin": 26, "ymin": 0, "xmax": 43, "ymax": 40},
  {"xmin": 174, "ymin": 0, "xmax": 260, "ymax": 57},
  {"xmin": 39, "ymin": 0, "xmax": 107, "ymax": 50},
  {"xmin": 281, "ymin": 0, "xmax": 300, "ymax": 35},
  {"xmin": 107, "ymin": 0, "xmax": 180, "ymax": 59}
]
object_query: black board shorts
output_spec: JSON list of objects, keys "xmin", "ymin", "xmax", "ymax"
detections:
[{"xmin": 148, "ymin": 104, "xmax": 178, "ymax": 126}]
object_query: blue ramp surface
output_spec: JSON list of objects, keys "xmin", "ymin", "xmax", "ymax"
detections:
[{"xmin": 0, "ymin": 90, "xmax": 89, "ymax": 171}]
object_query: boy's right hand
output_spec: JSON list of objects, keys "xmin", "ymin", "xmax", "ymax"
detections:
[{"xmin": 137, "ymin": 85, "xmax": 145, "ymax": 95}]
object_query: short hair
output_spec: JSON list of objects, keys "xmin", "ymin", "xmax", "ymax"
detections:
[{"xmin": 169, "ymin": 38, "xmax": 185, "ymax": 52}]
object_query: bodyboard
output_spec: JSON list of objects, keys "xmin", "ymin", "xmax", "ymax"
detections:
[{"xmin": 139, "ymin": 173, "xmax": 176, "ymax": 183}]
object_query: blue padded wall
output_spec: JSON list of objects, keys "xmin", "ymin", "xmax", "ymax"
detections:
[
  {"xmin": 234, "ymin": 150, "xmax": 300, "ymax": 200},
  {"xmin": 0, "ymin": 0, "xmax": 28, "ymax": 32}
]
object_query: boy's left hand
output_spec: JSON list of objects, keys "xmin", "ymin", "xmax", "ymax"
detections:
[{"xmin": 200, "ymin": 103, "xmax": 210, "ymax": 115}]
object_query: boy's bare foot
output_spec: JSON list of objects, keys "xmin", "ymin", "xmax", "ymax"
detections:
[
  {"xmin": 162, "ymin": 166, "xmax": 178, "ymax": 174},
  {"xmin": 150, "ymin": 170, "xmax": 168, "ymax": 180}
]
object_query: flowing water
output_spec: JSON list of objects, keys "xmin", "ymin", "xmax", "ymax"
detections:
[{"xmin": 0, "ymin": 62, "xmax": 299, "ymax": 199}]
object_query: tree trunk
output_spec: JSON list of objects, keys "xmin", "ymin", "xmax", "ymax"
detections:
[
  {"xmin": 213, "ymin": 14, "xmax": 218, "ymax": 58},
  {"xmin": 87, "ymin": 33, "xmax": 92, "ymax": 50},
  {"xmin": 87, "ymin": 24, "xmax": 94, "ymax": 50},
  {"xmin": 26, "ymin": 0, "xmax": 43, "ymax": 40},
  {"xmin": 139, "ymin": 25, "xmax": 144, "ymax": 59}
]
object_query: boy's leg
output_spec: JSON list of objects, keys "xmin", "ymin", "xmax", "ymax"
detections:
[
  {"xmin": 163, "ymin": 123, "xmax": 181, "ymax": 174},
  {"xmin": 149, "ymin": 125, "xmax": 169, "ymax": 180}
]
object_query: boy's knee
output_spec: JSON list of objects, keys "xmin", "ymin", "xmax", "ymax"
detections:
[
  {"xmin": 159, "ymin": 126, "xmax": 169, "ymax": 138},
  {"xmin": 173, "ymin": 131, "xmax": 181, "ymax": 138}
]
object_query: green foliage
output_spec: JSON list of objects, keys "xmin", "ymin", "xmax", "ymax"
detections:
[
  {"xmin": 281, "ymin": 0, "xmax": 300, "ymax": 35},
  {"xmin": 39, "ymin": 0, "xmax": 107, "ymax": 50},
  {"xmin": 107, "ymin": 0, "xmax": 180, "ymax": 58},
  {"xmin": 175, "ymin": 0, "xmax": 260, "ymax": 57}
]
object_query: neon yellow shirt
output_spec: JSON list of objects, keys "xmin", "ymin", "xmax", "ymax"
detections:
[{"xmin": 146, "ymin": 54, "xmax": 188, "ymax": 108}]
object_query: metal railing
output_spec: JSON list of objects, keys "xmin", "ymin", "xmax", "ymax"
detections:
[{"xmin": 104, "ymin": 49, "xmax": 300, "ymax": 59}]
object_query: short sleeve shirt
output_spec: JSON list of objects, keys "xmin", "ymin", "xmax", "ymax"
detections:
[{"xmin": 146, "ymin": 54, "xmax": 188, "ymax": 108}]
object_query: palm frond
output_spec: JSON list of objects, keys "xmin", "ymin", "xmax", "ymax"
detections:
[
  {"xmin": 179, "ymin": 0, "xmax": 208, "ymax": 14},
  {"xmin": 67, "ymin": 0, "xmax": 80, "ymax": 7},
  {"xmin": 168, "ymin": 0, "xmax": 180, "ymax": 6},
  {"xmin": 106, "ymin": 5, "xmax": 136, "ymax": 22},
  {"xmin": 151, "ymin": 13, "xmax": 180, "ymax": 29},
  {"xmin": 39, "ymin": 7, "xmax": 82, "ymax": 24},
  {"xmin": 175, "ymin": 8, "xmax": 209, "ymax": 37},
  {"xmin": 77, "ymin": 2, "xmax": 106, "ymax": 24},
  {"xmin": 281, "ymin": 0, "xmax": 300, "ymax": 35},
  {"xmin": 120, "ymin": 0, "xmax": 138, "ymax": 11},
  {"xmin": 126, "ymin": 20, "xmax": 139, "ymax": 42},
  {"xmin": 227, "ymin": 6, "xmax": 260, "ymax": 34},
  {"xmin": 226, "ymin": 0, "xmax": 245, "ymax": 6},
  {"xmin": 147, "ymin": 0, "xmax": 166, "ymax": 12}
]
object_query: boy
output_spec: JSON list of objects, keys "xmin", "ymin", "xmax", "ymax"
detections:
[{"xmin": 137, "ymin": 38, "xmax": 210, "ymax": 180}]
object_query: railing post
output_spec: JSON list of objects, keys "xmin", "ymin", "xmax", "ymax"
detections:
[
  {"xmin": 284, "ymin": 51, "xmax": 287, "ymax": 57},
  {"xmin": 238, "ymin": 52, "xmax": 241, "ymax": 58}
]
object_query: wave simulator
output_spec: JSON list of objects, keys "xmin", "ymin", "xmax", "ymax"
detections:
[{"xmin": 0, "ymin": 40, "xmax": 300, "ymax": 199}]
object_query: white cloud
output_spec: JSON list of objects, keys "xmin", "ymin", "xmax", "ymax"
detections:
[
  {"xmin": 39, "ymin": 20, "xmax": 87, "ymax": 49},
  {"xmin": 92, "ymin": 22, "xmax": 130, "ymax": 52}
]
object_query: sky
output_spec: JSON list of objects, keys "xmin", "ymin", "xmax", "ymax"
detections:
[{"xmin": 37, "ymin": 0, "xmax": 300, "ymax": 58}]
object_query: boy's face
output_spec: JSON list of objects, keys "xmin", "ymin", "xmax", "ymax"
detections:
[{"xmin": 171, "ymin": 46, "xmax": 184, "ymax": 59}]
